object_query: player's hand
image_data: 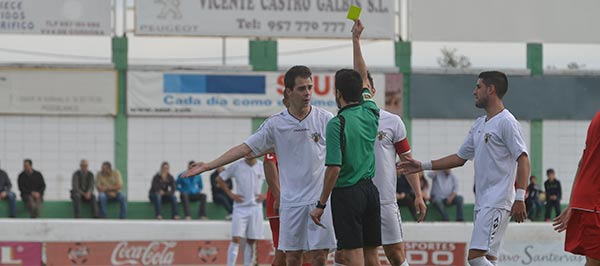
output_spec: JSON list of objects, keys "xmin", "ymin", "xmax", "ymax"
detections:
[
  {"xmin": 182, "ymin": 162, "xmax": 207, "ymax": 178},
  {"xmin": 352, "ymin": 19, "xmax": 364, "ymax": 40},
  {"xmin": 255, "ymin": 193, "xmax": 267, "ymax": 203},
  {"xmin": 553, "ymin": 206, "xmax": 571, "ymax": 233},
  {"xmin": 414, "ymin": 197, "xmax": 427, "ymax": 222},
  {"xmin": 231, "ymin": 194, "xmax": 244, "ymax": 203},
  {"xmin": 397, "ymin": 157, "xmax": 423, "ymax": 175},
  {"xmin": 511, "ymin": 200, "xmax": 527, "ymax": 223},
  {"xmin": 310, "ymin": 208, "xmax": 324, "ymax": 227}
]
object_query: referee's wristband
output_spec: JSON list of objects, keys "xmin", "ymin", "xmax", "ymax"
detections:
[
  {"xmin": 421, "ymin": 160, "xmax": 433, "ymax": 171},
  {"xmin": 515, "ymin": 189, "xmax": 526, "ymax": 201},
  {"xmin": 316, "ymin": 201, "xmax": 326, "ymax": 209}
]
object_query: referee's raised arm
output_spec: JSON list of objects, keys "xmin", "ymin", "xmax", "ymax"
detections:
[{"xmin": 352, "ymin": 19, "xmax": 372, "ymax": 94}]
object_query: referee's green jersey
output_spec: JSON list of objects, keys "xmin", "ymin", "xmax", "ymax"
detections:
[{"xmin": 325, "ymin": 89, "xmax": 380, "ymax": 188}]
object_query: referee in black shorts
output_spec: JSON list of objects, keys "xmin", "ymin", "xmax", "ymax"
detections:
[{"xmin": 310, "ymin": 19, "xmax": 381, "ymax": 266}]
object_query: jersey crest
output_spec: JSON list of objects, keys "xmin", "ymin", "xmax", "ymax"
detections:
[
  {"xmin": 377, "ymin": 131, "xmax": 387, "ymax": 141},
  {"xmin": 311, "ymin": 132, "xmax": 321, "ymax": 143}
]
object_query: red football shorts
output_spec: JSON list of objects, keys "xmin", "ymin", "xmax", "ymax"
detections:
[
  {"xmin": 269, "ymin": 217, "xmax": 280, "ymax": 249},
  {"xmin": 565, "ymin": 208, "xmax": 600, "ymax": 260}
]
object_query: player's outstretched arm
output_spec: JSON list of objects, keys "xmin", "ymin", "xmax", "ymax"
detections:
[
  {"xmin": 397, "ymin": 154, "xmax": 467, "ymax": 174},
  {"xmin": 511, "ymin": 153, "xmax": 530, "ymax": 223},
  {"xmin": 401, "ymin": 152, "xmax": 427, "ymax": 222},
  {"xmin": 183, "ymin": 143, "xmax": 252, "ymax": 177},
  {"xmin": 352, "ymin": 19, "xmax": 371, "ymax": 92}
]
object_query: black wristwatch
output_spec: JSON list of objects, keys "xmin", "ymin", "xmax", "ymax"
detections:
[{"xmin": 316, "ymin": 200, "xmax": 326, "ymax": 209}]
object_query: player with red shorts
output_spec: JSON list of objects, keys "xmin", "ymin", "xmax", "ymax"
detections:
[{"xmin": 554, "ymin": 110, "xmax": 600, "ymax": 266}]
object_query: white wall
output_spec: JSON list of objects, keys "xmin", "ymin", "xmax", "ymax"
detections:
[
  {"xmin": 127, "ymin": 117, "xmax": 252, "ymax": 201},
  {"xmin": 542, "ymin": 120, "xmax": 590, "ymax": 203},
  {"xmin": 0, "ymin": 115, "xmax": 114, "ymax": 200},
  {"xmin": 412, "ymin": 119, "xmax": 531, "ymax": 204}
]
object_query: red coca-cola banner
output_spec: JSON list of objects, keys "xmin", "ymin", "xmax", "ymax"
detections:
[{"xmin": 46, "ymin": 240, "xmax": 275, "ymax": 266}]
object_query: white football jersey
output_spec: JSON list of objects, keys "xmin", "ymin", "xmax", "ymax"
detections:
[
  {"xmin": 245, "ymin": 106, "xmax": 333, "ymax": 208},
  {"xmin": 373, "ymin": 110, "xmax": 410, "ymax": 204},
  {"xmin": 457, "ymin": 109, "xmax": 528, "ymax": 211},
  {"xmin": 220, "ymin": 159, "xmax": 265, "ymax": 208}
]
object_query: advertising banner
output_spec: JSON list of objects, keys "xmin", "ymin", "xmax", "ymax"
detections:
[
  {"xmin": 135, "ymin": 0, "xmax": 395, "ymax": 39},
  {"xmin": 0, "ymin": 242, "xmax": 42, "ymax": 266},
  {"xmin": 499, "ymin": 241, "xmax": 585, "ymax": 266},
  {"xmin": 0, "ymin": 69, "xmax": 117, "ymax": 115},
  {"xmin": 403, "ymin": 242, "xmax": 466, "ymax": 266},
  {"xmin": 0, "ymin": 0, "xmax": 111, "ymax": 35},
  {"xmin": 45, "ymin": 240, "xmax": 275, "ymax": 265},
  {"xmin": 127, "ymin": 71, "xmax": 385, "ymax": 117}
]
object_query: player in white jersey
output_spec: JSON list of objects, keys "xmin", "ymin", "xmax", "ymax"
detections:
[
  {"xmin": 398, "ymin": 71, "xmax": 530, "ymax": 266},
  {"xmin": 183, "ymin": 66, "xmax": 336, "ymax": 266},
  {"xmin": 217, "ymin": 157, "xmax": 266, "ymax": 266},
  {"xmin": 350, "ymin": 19, "xmax": 427, "ymax": 266}
]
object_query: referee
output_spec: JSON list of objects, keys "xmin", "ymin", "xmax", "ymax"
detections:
[{"xmin": 310, "ymin": 20, "xmax": 381, "ymax": 266}]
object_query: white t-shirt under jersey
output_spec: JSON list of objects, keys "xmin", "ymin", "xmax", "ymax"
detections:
[
  {"xmin": 457, "ymin": 109, "xmax": 528, "ymax": 211},
  {"xmin": 220, "ymin": 159, "xmax": 265, "ymax": 208},
  {"xmin": 245, "ymin": 106, "xmax": 333, "ymax": 208},
  {"xmin": 373, "ymin": 110, "xmax": 410, "ymax": 204}
]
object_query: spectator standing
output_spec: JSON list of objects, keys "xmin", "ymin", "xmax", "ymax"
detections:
[
  {"xmin": 149, "ymin": 162, "xmax": 179, "ymax": 220},
  {"xmin": 96, "ymin": 162, "xmax": 127, "ymax": 219},
  {"xmin": 429, "ymin": 169, "xmax": 465, "ymax": 222},
  {"xmin": 211, "ymin": 166, "xmax": 233, "ymax": 220},
  {"xmin": 0, "ymin": 165, "xmax": 17, "ymax": 218},
  {"xmin": 18, "ymin": 159, "xmax": 45, "ymax": 218},
  {"xmin": 176, "ymin": 161, "xmax": 208, "ymax": 220},
  {"xmin": 525, "ymin": 175, "xmax": 542, "ymax": 221},
  {"xmin": 71, "ymin": 159, "xmax": 98, "ymax": 218},
  {"xmin": 544, "ymin": 168, "xmax": 562, "ymax": 221}
]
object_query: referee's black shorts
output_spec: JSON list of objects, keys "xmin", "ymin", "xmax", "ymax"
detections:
[{"xmin": 331, "ymin": 178, "xmax": 381, "ymax": 250}]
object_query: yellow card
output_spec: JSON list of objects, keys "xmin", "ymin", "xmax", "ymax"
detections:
[{"xmin": 347, "ymin": 5, "xmax": 362, "ymax": 21}]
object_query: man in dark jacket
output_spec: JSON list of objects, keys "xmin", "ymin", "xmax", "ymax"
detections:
[
  {"xmin": 544, "ymin": 168, "xmax": 562, "ymax": 221},
  {"xmin": 210, "ymin": 166, "xmax": 233, "ymax": 220},
  {"xmin": 526, "ymin": 175, "xmax": 542, "ymax": 220},
  {"xmin": 0, "ymin": 164, "xmax": 17, "ymax": 218},
  {"xmin": 71, "ymin": 159, "xmax": 98, "ymax": 218},
  {"xmin": 18, "ymin": 159, "xmax": 45, "ymax": 218}
]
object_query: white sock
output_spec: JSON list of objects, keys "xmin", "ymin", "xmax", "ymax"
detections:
[
  {"xmin": 468, "ymin": 256, "xmax": 494, "ymax": 266},
  {"xmin": 243, "ymin": 242, "xmax": 254, "ymax": 266},
  {"xmin": 489, "ymin": 259, "xmax": 498, "ymax": 266},
  {"xmin": 400, "ymin": 259, "xmax": 410, "ymax": 266},
  {"xmin": 227, "ymin": 242, "xmax": 239, "ymax": 266}
]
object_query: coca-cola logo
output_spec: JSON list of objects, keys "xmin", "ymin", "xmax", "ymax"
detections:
[
  {"xmin": 67, "ymin": 243, "xmax": 90, "ymax": 265},
  {"xmin": 111, "ymin": 241, "xmax": 176, "ymax": 265},
  {"xmin": 197, "ymin": 241, "xmax": 219, "ymax": 263}
]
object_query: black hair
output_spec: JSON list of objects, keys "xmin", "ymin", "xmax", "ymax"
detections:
[
  {"xmin": 546, "ymin": 168, "xmax": 555, "ymax": 176},
  {"xmin": 188, "ymin": 161, "xmax": 195, "ymax": 166},
  {"xmin": 284, "ymin": 65, "xmax": 312, "ymax": 90},
  {"xmin": 24, "ymin": 159, "xmax": 32, "ymax": 166},
  {"xmin": 478, "ymin": 71, "xmax": 508, "ymax": 98},
  {"xmin": 335, "ymin": 69, "xmax": 363, "ymax": 103}
]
